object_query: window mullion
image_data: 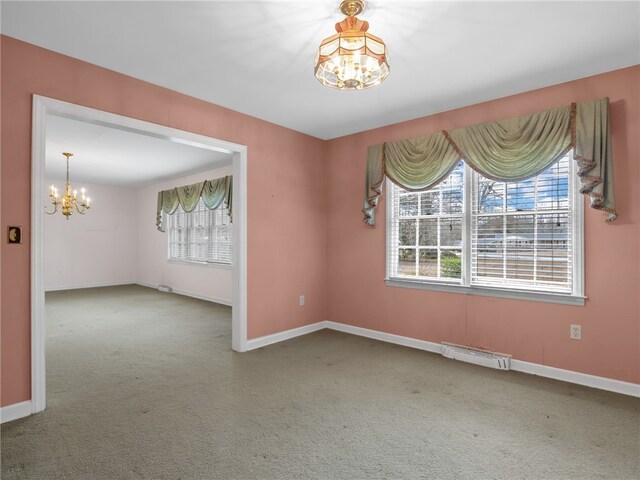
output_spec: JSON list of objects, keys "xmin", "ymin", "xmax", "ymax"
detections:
[
  {"xmin": 533, "ymin": 176, "xmax": 539, "ymax": 285},
  {"xmin": 186, "ymin": 209, "xmax": 191, "ymax": 261},
  {"xmin": 463, "ymin": 163, "xmax": 472, "ymax": 287},
  {"xmin": 502, "ymin": 196, "xmax": 507, "ymax": 281},
  {"xmin": 387, "ymin": 180, "xmax": 394, "ymax": 278},
  {"xmin": 436, "ymin": 216, "xmax": 441, "ymax": 278},
  {"xmin": 415, "ymin": 191, "xmax": 420, "ymax": 276}
]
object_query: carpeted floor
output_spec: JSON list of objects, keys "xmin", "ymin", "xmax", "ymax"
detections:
[{"xmin": 1, "ymin": 285, "xmax": 639, "ymax": 479}]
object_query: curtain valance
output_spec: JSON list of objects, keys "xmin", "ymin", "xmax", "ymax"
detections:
[
  {"xmin": 156, "ymin": 175, "xmax": 232, "ymax": 231},
  {"xmin": 363, "ymin": 97, "xmax": 616, "ymax": 224}
]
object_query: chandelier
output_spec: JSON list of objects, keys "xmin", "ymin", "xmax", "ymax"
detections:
[
  {"xmin": 314, "ymin": 0, "xmax": 389, "ymax": 90},
  {"xmin": 46, "ymin": 152, "xmax": 91, "ymax": 219}
]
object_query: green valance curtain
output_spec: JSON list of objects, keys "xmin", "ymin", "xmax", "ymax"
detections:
[
  {"xmin": 156, "ymin": 175, "xmax": 232, "ymax": 231},
  {"xmin": 363, "ymin": 97, "xmax": 616, "ymax": 224}
]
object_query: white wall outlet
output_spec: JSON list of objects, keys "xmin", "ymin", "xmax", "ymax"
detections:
[
  {"xmin": 299, "ymin": 295, "xmax": 305, "ymax": 306},
  {"xmin": 570, "ymin": 324, "xmax": 582, "ymax": 340}
]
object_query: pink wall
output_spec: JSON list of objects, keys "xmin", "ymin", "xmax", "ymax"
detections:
[
  {"xmin": 44, "ymin": 181, "xmax": 139, "ymax": 291},
  {"xmin": 326, "ymin": 66, "xmax": 640, "ymax": 384},
  {"xmin": 2, "ymin": 34, "xmax": 638, "ymax": 409},
  {"xmin": 0, "ymin": 36, "xmax": 327, "ymax": 407},
  {"xmin": 136, "ymin": 165, "xmax": 233, "ymax": 304}
]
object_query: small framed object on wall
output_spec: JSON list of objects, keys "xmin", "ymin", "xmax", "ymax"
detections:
[{"xmin": 7, "ymin": 226, "xmax": 22, "ymax": 244}]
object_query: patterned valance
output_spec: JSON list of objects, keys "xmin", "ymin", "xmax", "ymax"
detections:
[
  {"xmin": 156, "ymin": 175, "xmax": 232, "ymax": 231},
  {"xmin": 363, "ymin": 97, "xmax": 616, "ymax": 224}
]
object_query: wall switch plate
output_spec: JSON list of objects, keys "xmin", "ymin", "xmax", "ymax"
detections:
[
  {"xmin": 299, "ymin": 295, "xmax": 305, "ymax": 306},
  {"xmin": 570, "ymin": 324, "xmax": 582, "ymax": 340}
]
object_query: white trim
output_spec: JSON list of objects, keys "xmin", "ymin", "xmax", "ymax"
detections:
[
  {"xmin": 170, "ymin": 288, "xmax": 232, "ymax": 307},
  {"xmin": 385, "ymin": 278, "xmax": 586, "ymax": 306},
  {"xmin": 571, "ymin": 154, "xmax": 585, "ymax": 299},
  {"xmin": 510, "ymin": 360, "xmax": 640, "ymax": 397},
  {"xmin": 45, "ymin": 281, "xmax": 137, "ymax": 292},
  {"xmin": 462, "ymin": 164, "xmax": 473, "ymax": 286},
  {"xmin": 0, "ymin": 401, "xmax": 33, "ymax": 424},
  {"xmin": 31, "ymin": 97, "xmax": 47, "ymax": 415},
  {"xmin": 167, "ymin": 259, "xmax": 233, "ymax": 269},
  {"xmin": 135, "ymin": 282, "xmax": 232, "ymax": 306},
  {"xmin": 324, "ymin": 321, "xmax": 639, "ymax": 397},
  {"xmin": 231, "ymin": 148, "xmax": 248, "ymax": 352},
  {"xmin": 31, "ymin": 95, "xmax": 249, "ymax": 414},
  {"xmin": 326, "ymin": 321, "xmax": 442, "ymax": 354},
  {"xmin": 246, "ymin": 321, "xmax": 327, "ymax": 351},
  {"xmin": 385, "ymin": 178, "xmax": 393, "ymax": 279}
]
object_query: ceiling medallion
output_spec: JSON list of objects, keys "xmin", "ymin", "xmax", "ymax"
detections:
[{"xmin": 314, "ymin": 0, "xmax": 390, "ymax": 90}]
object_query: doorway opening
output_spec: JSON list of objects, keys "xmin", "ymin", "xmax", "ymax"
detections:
[{"xmin": 31, "ymin": 95, "xmax": 248, "ymax": 414}]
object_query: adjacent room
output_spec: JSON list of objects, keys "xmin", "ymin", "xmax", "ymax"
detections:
[
  {"xmin": 1, "ymin": 1, "xmax": 639, "ymax": 479},
  {"xmin": 40, "ymin": 113, "xmax": 236, "ymax": 424},
  {"xmin": 43, "ymin": 114, "xmax": 234, "ymax": 301}
]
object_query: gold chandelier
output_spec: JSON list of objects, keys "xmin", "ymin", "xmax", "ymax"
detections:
[
  {"xmin": 314, "ymin": 0, "xmax": 389, "ymax": 90},
  {"xmin": 46, "ymin": 152, "xmax": 91, "ymax": 219}
]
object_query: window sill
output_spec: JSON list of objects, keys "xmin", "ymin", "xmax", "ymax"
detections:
[
  {"xmin": 167, "ymin": 259, "xmax": 232, "ymax": 269},
  {"xmin": 385, "ymin": 277, "xmax": 585, "ymax": 306}
]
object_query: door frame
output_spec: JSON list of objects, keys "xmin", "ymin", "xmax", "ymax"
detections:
[{"xmin": 31, "ymin": 95, "xmax": 249, "ymax": 414}]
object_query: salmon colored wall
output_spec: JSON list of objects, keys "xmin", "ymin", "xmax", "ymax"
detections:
[
  {"xmin": 326, "ymin": 66, "xmax": 640, "ymax": 384},
  {"xmin": 2, "ymin": 35, "xmax": 638, "ymax": 409},
  {"xmin": 0, "ymin": 36, "xmax": 327, "ymax": 407}
]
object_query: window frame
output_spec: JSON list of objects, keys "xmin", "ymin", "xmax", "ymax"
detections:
[
  {"xmin": 166, "ymin": 199, "xmax": 232, "ymax": 267},
  {"xmin": 385, "ymin": 156, "xmax": 585, "ymax": 306}
]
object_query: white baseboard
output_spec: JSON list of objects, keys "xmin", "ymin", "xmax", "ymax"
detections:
[
  {"xmin": 135, "ymin": 282, "xmax": 232, "ymax": 307},
  {"xmin": 247, "ymin": 321, "xmax": 327, "ymax": 351},
  {"xmin": 326, "ymin": 321, "xmax": 442, "ymax": 354},
  {"xmin": 172, "ymin": 288, "xmax": 232, "ymax": 307},
  {"xmin": 45, "ymin": 280, "xmax": 136, "ymax": 292},
  {"xmin": 0, "ymin": 400, "xmax": 32, "ymax": 424},
  {"xmin": 510, "ymin": 359, "xmax": 640, "ymax": 397},
  {"xmin": 324, "ymin": 321, "xmax": 639, "ymax": 398}
]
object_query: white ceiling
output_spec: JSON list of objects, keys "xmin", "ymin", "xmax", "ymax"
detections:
[
  {"xmin": 3, "ymin": 1, "xmax": 639, "ymax": 140},
  {"xmin": 45, "ymin": 114, "xmax": 232, "ymax": 187}
]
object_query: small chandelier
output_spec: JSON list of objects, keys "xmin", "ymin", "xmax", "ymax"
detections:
[
  {"xmin": 314, "ymin": 0, "xmax": 389, "ymax": 90},
  {"xmin": 46, "ymin": 152, "xmax": 91, "ymax": 220}
]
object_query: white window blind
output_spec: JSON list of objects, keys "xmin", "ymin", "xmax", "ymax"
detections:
[
  {"xmin": 387, "ymin": 152, "xmax": 580, "ymax": 299},
  {"xmin": 471, "ymin": 156, "xmax": 572, "ymax": 292},
  {"xmin": 167, "ymin": 199, "xmax": 232, "ymax": 265}
]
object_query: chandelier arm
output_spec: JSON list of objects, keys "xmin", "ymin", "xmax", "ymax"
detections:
[{"xmin": 44, "ymin": 204, "xmax": 59, "ymax": 215}]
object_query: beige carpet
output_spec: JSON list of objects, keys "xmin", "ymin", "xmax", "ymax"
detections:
[{"xmin": 1, "ymin": 285, "xmax": 638, "ymax": 479}]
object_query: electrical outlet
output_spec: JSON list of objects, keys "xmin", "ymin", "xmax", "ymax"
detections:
[
  {"xmin": 299, "ymin": 295, "xmax": 305, "ymax": 306},
  {"xmin": 570, "ymin": 324, "xmax": 581, "ymax": 340}
]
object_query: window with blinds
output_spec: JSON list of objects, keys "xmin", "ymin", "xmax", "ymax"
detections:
[
  {"xmin": 167, "ymin": 199, "xmax": 232, "ymax": 265},
  {"xmin": 388, "ymin": 152, "xmax": 581, "ymax": 298}
]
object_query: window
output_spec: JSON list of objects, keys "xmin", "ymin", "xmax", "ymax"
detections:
[
  {"xmin": 387, "ymin": 152, "xmax": 583, "ymax": 304},
  {"xmin": 167, "ymin": 199, "xmax": 232, "ymax": 265}
]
